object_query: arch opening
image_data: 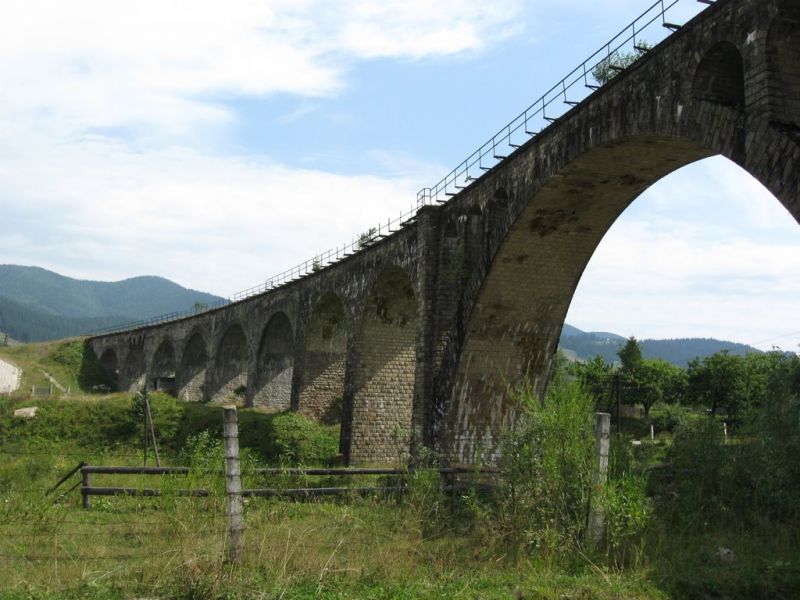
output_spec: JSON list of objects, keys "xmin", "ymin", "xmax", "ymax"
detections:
[
  {"xmin": 150, "ymin": 340, "xmax": 176, "ymax": 395},
  {"xmin": 347, "ymin": 266, "xmax": 418, "ymax": 464},
  {"xmin": 252, "ymin": 313, "xmax": 294, "ymax": 409},
  {"xmin": 122, "ymin": 346, "xmax": 146, "ymax": 393},
  {"xmin": 692, "ymin": 41, "xmax": 745, "ymax": 107},
  {"xmin": 442, "ymin": 130, "xmax": 800, "ymax": 465},
  {"xmin": 177, "ymin": 332, "xmax": 208, "ymax": 402},
  {"xmin": 767, "ymin": 9, "xmax": 800, "ymax": 126},
  {"xmin": 99, "ymin": 348, "xmax": 119, "ymax": 391},
  {"xmin": 211, "ymin": 324, "xmax": 248, "ymax": 403},
  {"xmin": 297, "ymin": 294, "xmax": 348, "ymax": 424}
]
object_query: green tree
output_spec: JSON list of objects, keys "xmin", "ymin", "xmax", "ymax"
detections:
[
  {"xmin": 571, "ymin": 355, "xmax": 614, "ymax": 404},
  {"xmin": 630, "ymin": 359, "xmax": 686, "ymax": 417},
  {"xmin": 618, "ymin": 336, "xmax": 643, "ymax": 375},
  {"xmin": 687, "ymin": 351, "xmax": 745, "ymax": 417}
]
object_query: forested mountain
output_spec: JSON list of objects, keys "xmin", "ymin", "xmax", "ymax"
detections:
[
  {"xmin": 559, "ymin": 325, "xmax": 761, "ymax": 367},
  {"xmin": 0, "ymin": 265, "xmax": 225, "ymax": 342}
]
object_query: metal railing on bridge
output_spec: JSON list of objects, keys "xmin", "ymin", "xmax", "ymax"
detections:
[{"xmin": 88, "ymin": 0, "xmax": 713, "ymax": 338}]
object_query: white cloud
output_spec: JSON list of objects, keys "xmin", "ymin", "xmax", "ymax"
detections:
[
  {"xmin": 0, "ymin": 0, "xmax": 518, "ymax": 296},
  {"xmin": 566, "ymin": 160, "xmax": 800, "ymax": 349},
  {"xmin": 0, "ymin": 137, "xmax": 423, "ymax": 296},
  {"xmin": 0, "ymin": 0, "xmax": 522, "ymax": 140}
]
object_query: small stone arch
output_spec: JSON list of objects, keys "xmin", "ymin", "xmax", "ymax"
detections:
[
  {"xmin": 297, "ymin": 293, "xmax": 348, "ymax": 423},
  {"xmin": 177, "ymin": 331, "xmax": 208, "ymax": 402},
  {"xmin": 347, "ymin": 266, "xmax": 418, "ymax": 464},
  {"xmin": 251, "ymin": 312, "xmax": 294, "ymax": 409},
  {"xmin": 99, "ymin": 348, "xmax": 119, "ymax": 390},
  {"xmin": 692, "ymin": 41, "xmax": 745, "ymax": 107},
  {"xmin": 122, "ymin": 346, "xmax": 146, "ymax": 392},
  {"xmin": 150, "ymin": 339, "xmax": 177, "ymax": 395},
  {"xmin": 766, "ymin": 8, "xmax": 800, "ymax": 125},
  {"xmin": 210, "ymin": 324, "xmax": 248, "ymax": 403}
]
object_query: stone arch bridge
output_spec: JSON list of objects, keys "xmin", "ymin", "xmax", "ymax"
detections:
[{"xmin": 88, "ymin": 0, "xmax": 800, "ymax": 465}]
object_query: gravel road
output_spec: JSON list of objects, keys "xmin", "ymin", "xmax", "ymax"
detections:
[{"xmin": 0, "ymin": 358, "xmax": 20, "ymax": 394}]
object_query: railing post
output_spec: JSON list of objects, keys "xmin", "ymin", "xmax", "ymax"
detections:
[
  {"xmin": 81, "ymin": 466, "xmax": 91, "ymax": 509},
  {"xmin": 223, "ymin": 405, "xmax": 244, "ymax": 563},
  {"xmin": 588, "ymin": 412, "xmax": 611, "ymax": 547}
]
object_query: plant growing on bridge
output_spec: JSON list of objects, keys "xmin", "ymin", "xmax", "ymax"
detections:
[
  {"xmin": 358, "ymin": 227, "xmax": 377, "ymax": 249},
  {"xmin": 592, "ymin": 41, "xmax": 653, "ymax": 85}
]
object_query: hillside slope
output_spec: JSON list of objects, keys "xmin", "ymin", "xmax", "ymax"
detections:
[{"xmin": 0, "ymin": 265, "xmax": 225, "ymax": 341}]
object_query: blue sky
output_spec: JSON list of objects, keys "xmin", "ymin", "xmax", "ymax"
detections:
[{"xmin": 0, "ymin": 0, "xmax": 798, "ymax": 352}]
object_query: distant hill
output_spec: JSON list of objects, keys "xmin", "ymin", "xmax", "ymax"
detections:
[
  {"xmin": 0, "ymin": 265, "xmax": 226, "ymax": 342},
  {"xmin": 559, "ymin": 325, "xmax": 760, "ymax": 367}
]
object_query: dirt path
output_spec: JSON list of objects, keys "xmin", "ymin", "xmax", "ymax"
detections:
[{"xmin": 0, "ymin": 358, "xmax": 21, "ymax": 394}]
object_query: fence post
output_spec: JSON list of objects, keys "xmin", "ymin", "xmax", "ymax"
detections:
[
  {"xmin": 588, "ymin": 412, "xmax": 610, "ymax": 547},
  {"xmin": 223, "ymin": 405, "xmax": 244, "ymax": 563},
  {"xmin": 81, "ymin": 466, "xmax": 91, "ymax": 509}
]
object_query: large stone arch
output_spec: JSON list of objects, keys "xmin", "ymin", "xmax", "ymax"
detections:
[
  {"xmin": 251, "ymin": 312, "xmax": 294, "ymax": 409},
  {"xmin": 439, "ymin": 92, "xmax": 800, "ymax": 464},
  {"xmin": 210, "ymin": 324, "xmax": 248, "ymax": 403},
  {"xmin": 99, "ymin": 348, "xmax": 119, "ymax": 391},
  {"xmin": 122, "ymin": 346, "xmax": 146, "ymax": 392},
  {"xmin": 296, "ymin": 293, "xmax": 348, "ymax": 423},
  {"xmin": 766, "ymin": 6, "xmax": 800, "ymax": 126},
  {"xmin": 346, "ymin": 266, "xmax": 418, "ymax": 464},
  {"xmin": 150, "ymin": 339, "xmax": 176, "ymax": 394},
  {"xmin": 177, "ymin": 331, "xmax": 208, "ymax": 402}
]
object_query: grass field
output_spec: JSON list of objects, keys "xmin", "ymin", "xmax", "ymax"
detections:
[{"xmin": 1, "ymin": 340, "xmax": 798, "ymax": 599}]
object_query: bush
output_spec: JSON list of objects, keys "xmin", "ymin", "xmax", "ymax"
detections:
[
  {"xmin": 496, "ymin": 378, "xmax": 595, "ymax": 555},
  {"xmin": 651, "ymin": 403, "xmax": 690, "ymax": 433}
]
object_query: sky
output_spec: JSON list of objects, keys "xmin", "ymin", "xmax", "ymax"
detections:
[{"xmin": 0, "ymin": 0, "xmax": 798, "ymax": 352}]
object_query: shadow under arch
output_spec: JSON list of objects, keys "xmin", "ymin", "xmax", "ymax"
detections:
[
  {"xmin": 98, "ymin": 348, "xmax": 119, "ymax": 390},
  {"xmin": 344, "ymin": 266, "xmax": 418, "ymax": 464},
  {"xmin": 441, "ymin": 132, "xmax": 800, "ymax": 465},
  {"xmin": 122, "ymin": 346, "xmax": 146, "ymax": 393},
  {"xmin": 177, "ymin": 330, "xmax": 208, "ymax": 402},
  {"xmin": 296, "ymin": 293, "xmax": 349, "ymax": 424},
  {"xmin": 150, "ymin": 339, "xmax": 176, "ymax": 394},
  {"xmin": 209, "ymin": 324, "xmax": 248, "ymax": 403},
  {"xmin": 251, "ymin": 312, "xmax": 294, "ymax": 409}
]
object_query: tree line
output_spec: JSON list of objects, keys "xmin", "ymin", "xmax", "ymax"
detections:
[{"xmin": 569, "ymin": 336, "xmax": 800, "ymax": 424}]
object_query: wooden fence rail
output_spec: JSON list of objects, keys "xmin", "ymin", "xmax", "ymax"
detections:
[{"xmin": 77, "ymin": 464, "xmax": 498, "ymax": 508}]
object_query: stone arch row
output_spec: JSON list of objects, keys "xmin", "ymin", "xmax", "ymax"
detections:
[{"xmin": 96, "ymin": 265, "xmax": 420, "ymax": 463}]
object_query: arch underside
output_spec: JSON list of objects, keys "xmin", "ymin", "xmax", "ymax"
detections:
[
  {"xmin": 211, "ymin": 325, "xmax": 248, "ymax": 403},
  {"xmin": 348, "ymin": 267, "xmax": 418, "ymax": 464},
  {"xmin": 151, "ymin": 341, "xmax": 176, "ymax": 394},
  {"xmin": 252, "ymin": 313, "xmax": 294, "ymax": 409},
  {"xmin": 442, "ymin": 136, "xmax": 717, "ymax": 464},
  {"xmin": 297, "ymin": 294, "xmax": 348, "ymax": 423},
  {"xmin": 99, "ymin": 348, "xmax": 119, "ymax": 391},
  {"xmin": 177, "ymin": 332, "xmax": 208, "ymax": 402},
  {"xmin": 122, "ymin": 347, "xmax": 146, "ymax": 392}
]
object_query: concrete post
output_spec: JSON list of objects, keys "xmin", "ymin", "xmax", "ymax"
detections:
[
  {"xmin": 223, "ymin": 405, "xmax": 244, "ymax": 563},
  {"xmin": 588, "ymin": 412, "xmax": 611, "ymax": 547}
]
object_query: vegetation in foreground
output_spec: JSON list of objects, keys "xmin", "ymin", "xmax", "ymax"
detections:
[{"xmin": 0, "ymin": 340, "xmax": 798, "ymax": 598}]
